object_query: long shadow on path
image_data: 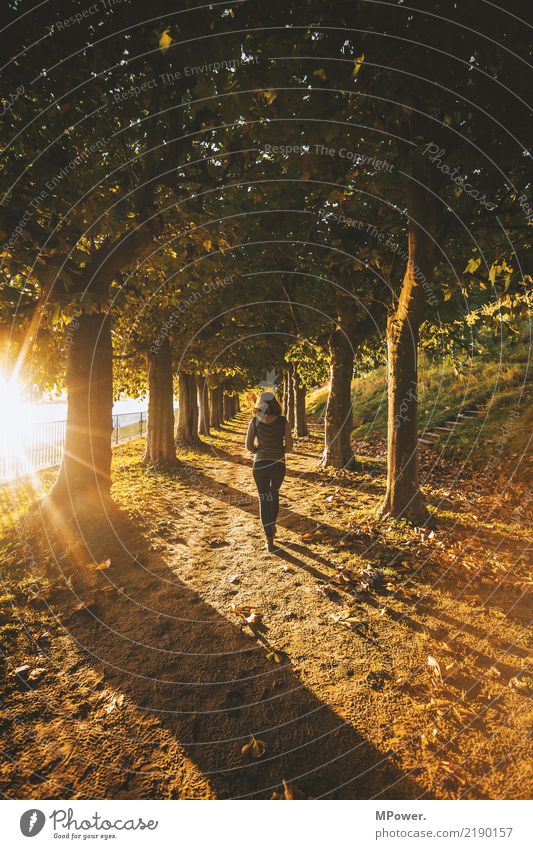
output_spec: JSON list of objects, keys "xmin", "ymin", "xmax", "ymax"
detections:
[
  {"xmin": 194, "ymin": 442, "xmax": 388, "ymax": 498},
  {"xmin": 178, "ymin": 461, "xmax": 404, "ymax": 561},
  {"xmin": 60, "ymin": 506, "xmax": 427, "ymax": 800}
]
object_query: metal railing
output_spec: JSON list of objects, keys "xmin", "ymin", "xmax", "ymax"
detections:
[
  {"xmin": 0, "ymin": 409, "xmax": 173, "ymax": 482},
  {"xmin": 112, "ymin": 410, "xmax": 148, "ymax": 445}
]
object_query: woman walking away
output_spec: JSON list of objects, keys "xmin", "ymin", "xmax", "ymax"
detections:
[{"xmin": 245, "ymin": 391, "xmax": 293, "ymax": 552}]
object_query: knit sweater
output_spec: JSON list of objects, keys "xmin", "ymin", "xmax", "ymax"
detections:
[{"xmin": 245, "ymin": 415, "xmax": 288, "ymax": 463}]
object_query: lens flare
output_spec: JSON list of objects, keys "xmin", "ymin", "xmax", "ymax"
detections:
[{"xmin": 0, "ymin": 373, "xmax": 31, "ymax": 479}]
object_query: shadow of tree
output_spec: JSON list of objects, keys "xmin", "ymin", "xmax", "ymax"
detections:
[
  {"xmin": 54, "ymin": 506, "xmax": 427, "ymax": 800},
  {"xmin": 176, "ymin": 461, "xmax": 402, "ymax": 558},
  {"xmin": 201, "ymin": 443, "xmax": 387, "ymax": 495}
]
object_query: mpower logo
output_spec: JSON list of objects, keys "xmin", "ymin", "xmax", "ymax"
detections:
[{"xmin": 20, "ymin": 810, "xmax": 46, "ymax": 837}]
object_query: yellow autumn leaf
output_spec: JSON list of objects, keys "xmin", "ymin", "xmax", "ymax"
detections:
[
  {"xmin": 262, "ymin": 90, "xmax": 277, "ymax": 105},
  {"xmin": 159, "ymin": 28, "xmax": 172, "ymax": 55},
  {"xmin": 353, "ymin": 53, "xmax": 365, "ymax": 77},
  {"xmin": 89, "ymin": 558, "xmax": 111, "ymax": 571}
]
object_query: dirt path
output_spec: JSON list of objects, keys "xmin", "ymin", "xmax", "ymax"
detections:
[{"xmin": 0, "ymin": 416, "xmax": 531, "ymax": 799}]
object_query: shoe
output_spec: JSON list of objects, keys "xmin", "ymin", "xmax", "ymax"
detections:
[{"xmin": 265, "ymin": 536, "xmax": 276, "ymax": 553}]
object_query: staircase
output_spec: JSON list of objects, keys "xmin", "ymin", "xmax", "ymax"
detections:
[{"xmin": 418, "ymin": 403, "xmax": 488, "ymax": 451}]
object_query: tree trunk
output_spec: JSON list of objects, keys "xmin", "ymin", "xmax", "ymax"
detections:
[
  {"xmin": 321, "ymin": 299, "xmax": 355, "ymax": 468},
  {"xmin": 48, "ymin": 229, "xmax": 155, "ymax": 509},
  {"xmin": 286, "ymin": 365, "xmax": 295, "ymax": 430},
  {"xmin": 217, "ymin": 387, "xmax": 225, "ymax": 423},
  {"xmin": 143, "ymin": 338, "xmax": 176, "ymax": 467},
  {"xmin": 379, "ymin": 178, "xmax": 437, "ymax": 524},
  {"xmin": 235, "ymin": 395, "xmax": 241, "ymax": 414},
  {"xmin": 50, "ymin": 312, "xmax": 113, "ymax": 505},
  {"xmin": 223, "ymin": 393, "xmax": 233, "ymax": 420},
  {"xmin": 279, "ymin": 372, "xmax": 286, "ymax": 412},
  {"xmin": 198, "ymin": 378, "xmax": 211, "ymax": 436},
  {"xmin": 176, "ymin": 372, "xmax": 200, "ymax": 445},
  {"xmin": 293, "ymin": 372, "xmax": 308, "ymax": 437},
  {"xmin": 210, "ymin": 387, "xmax": 223, "ymax": 427}
]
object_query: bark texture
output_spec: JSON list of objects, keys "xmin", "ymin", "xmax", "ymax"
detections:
[
  {"xmin": 143, "ymin": 338, "xmax": 177, "ymax": 467},
  {"xmin": 198, "ymin": 378, "xmax": 211, "ymax": 437},
  {"xmin": 210, "ymin": 387, "xmax": 223, "ymax": 427},
  {"xmin": 286, "ymin": 365, "xmax": 295, "ymax": 431},
  {"xmin": 223, "ymin": 393, "xmax": 234, "ymax": 420},
  {"xmin": 293, "ymin": 372, "xmax": 308, "ymax": 437},
  {"xmin": 51, "ymin": 312, "xmax": 113, "ymax": 504},
  {"xmin": 176, "ymin": 372, "xmax": 200, "ymax": 445},
  {"xmin": 379, "ymin": 178, "xmax": 437, "ymax": 524},
  {"xmin": 49, "ymin": 228, "xmax": 155, "ymax": 508},
  {"xmin": 322, "ymin": 296, "xmax": 355, "ymax": 468}
]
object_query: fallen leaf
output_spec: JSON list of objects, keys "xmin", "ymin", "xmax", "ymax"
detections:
[
  {"xmin": 241, "ymin": 735, "xmax": 266, "ymax": 758},
  {"xmin": 509, "ymin": 676, "xmax": 529, "ymax": 693},
  {"xmin": 208, "ymin": 538, "xmax": 228, "ymax": 548},
  {"xmin": 231, "ymin": 605, "xmax": 263, "ymax": 628},
  {"xmin": 106, "ymin": 694, "xmax": 125, "ymax": 713},
  {"xmin": 28, "ymin": 668, "xmax": 46, "ymax": 682},
  {"xmin": 245, "ymin": 612, "xmax": 261, "ymax": 626},
  {"xmin": 427, "ymin": 655, "xmax": 443, "ymax": 683},
  {"xmin": 35, "ymin": 631, "xmax": 51, "ymax": 643},
  {"xmin": 72, "ymin": 598, "xmax": 95, "ymax": 613},
  {"xmin": 486, "ymin": 666, "xmax": 501, "ymax": 679},
  {"xmin": 272, "ymin": 778, "xmax": 296, "ymax": 799},
  {"xmin": 266, "ymin": 649, "xmax": 284, "ymax": 663}
]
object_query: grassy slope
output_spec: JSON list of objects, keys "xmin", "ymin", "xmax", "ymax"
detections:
[{"xmin": 308, "ymin": 332, "xmax": 531, "ymax": 474}]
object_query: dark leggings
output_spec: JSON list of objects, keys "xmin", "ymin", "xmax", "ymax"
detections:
[{"xmin": 252, "ymin": 460, "xmax": 286, "ymax": 537}]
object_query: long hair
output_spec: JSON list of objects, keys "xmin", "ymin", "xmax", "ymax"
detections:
[{"xmin": 254, "ymin": 391, "xmax": 282, "ymax": 417}]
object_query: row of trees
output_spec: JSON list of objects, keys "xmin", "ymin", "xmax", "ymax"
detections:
[{"xmin": 1, "ymin": 0, "xmax": 531, "ymax": 523}]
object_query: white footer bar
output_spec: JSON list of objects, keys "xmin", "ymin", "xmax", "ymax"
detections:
[{"xmin": 2, "ymin": 799, "xmax": 530, "ymax": 848}]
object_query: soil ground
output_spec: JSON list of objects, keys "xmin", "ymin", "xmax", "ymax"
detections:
[{"xmin": 0, "ymin": 415, "xmax": 531, "ymax": 799}]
